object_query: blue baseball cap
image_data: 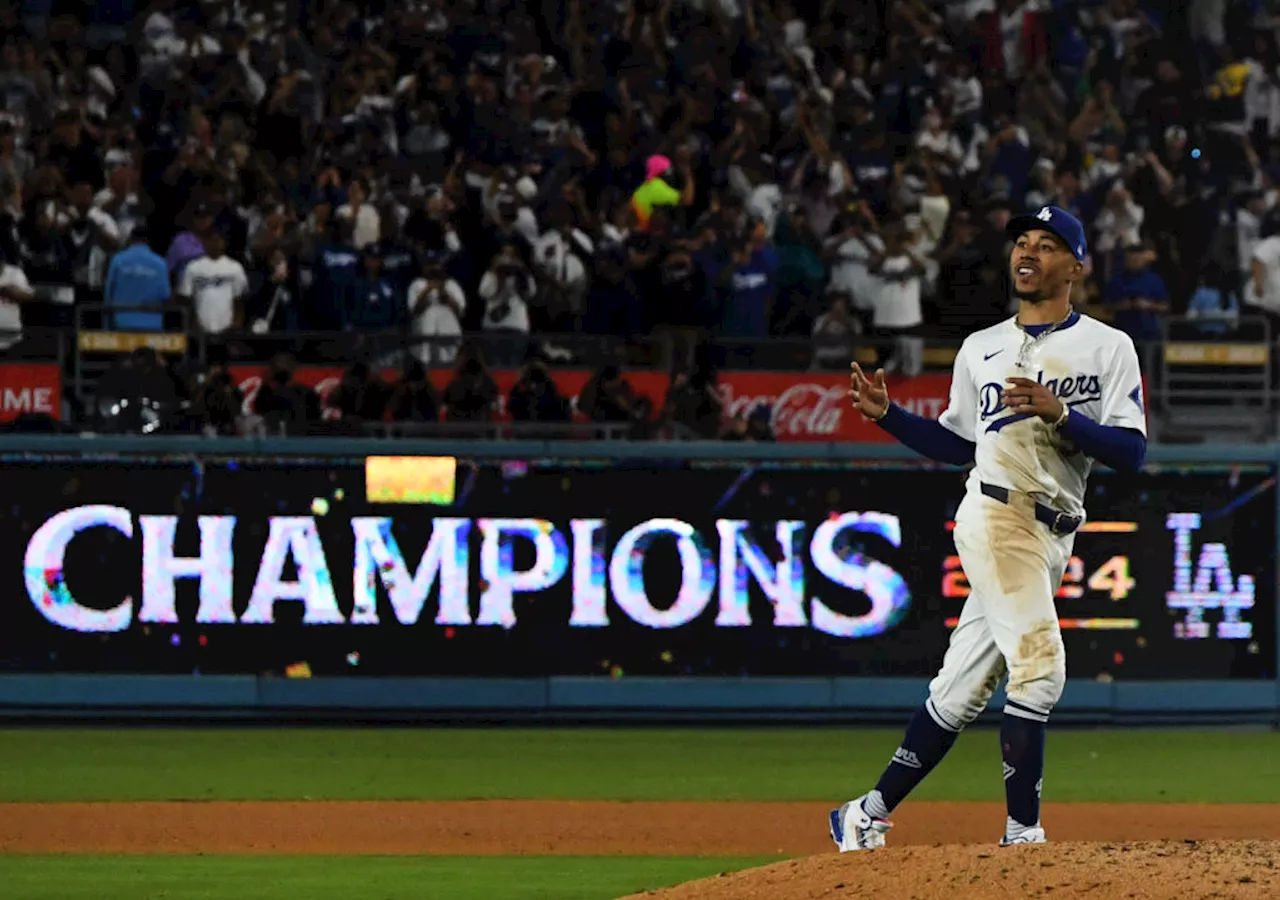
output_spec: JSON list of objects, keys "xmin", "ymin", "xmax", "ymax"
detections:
[{"xmin": 1006, "ymin": 206, "xmax": 1088, "ymax": 261}]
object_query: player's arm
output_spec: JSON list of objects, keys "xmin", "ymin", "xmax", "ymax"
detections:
[
  {"xmin": 849, "ymin": 361, "xmax": 976, "ymax": 466},
  {"xmin": 1060, "ymin": 336, "xmax": 1147, "ymax": 471},
  {"xmin": 1058, "ymin": 412, "xmax": 1145, "ymax": 471}
]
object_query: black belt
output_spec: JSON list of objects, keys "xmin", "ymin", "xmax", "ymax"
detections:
[{"xmin": 980, "ymin": 482, "xmax": 1082, "ymax": 536}]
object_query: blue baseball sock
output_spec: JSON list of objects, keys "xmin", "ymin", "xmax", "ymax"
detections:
[
  {"xmin": 868, "ymin": 703, "xmax": 960, "ymax": 816},
  {"xmin": 1001, "ymin": 712, "xmax": 1047, "ymax": 828}
]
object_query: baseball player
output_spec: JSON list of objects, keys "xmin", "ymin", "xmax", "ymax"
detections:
[{"xmin": 832, "ymin": 206, "xmax": 1147, "ymax": 850}]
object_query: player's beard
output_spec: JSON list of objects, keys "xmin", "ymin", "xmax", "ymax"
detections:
[
  {"xmin": 1012, "ymin": 271, "xmax": 1064, "ymax": 304},
  {"xmin": 1013, "ymin": 285, "xmax": 1053, "ymax": 303}
]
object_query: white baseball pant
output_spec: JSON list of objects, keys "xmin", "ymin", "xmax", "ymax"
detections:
[{"xmin": 925, "ymin": 488, "xmax": 1075, "ymax": 731}]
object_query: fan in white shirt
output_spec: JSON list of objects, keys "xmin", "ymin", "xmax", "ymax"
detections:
[
  {"xmin": 728, "ymin": 159, "xmax": 784, "ymax": 238},
  {"xmin": 1023, "ymin": 158, "xmax": 1057, "ymax": 209},
  {"xmin": 825, "ymin": 217, "xmax": 885, "ymax": 316},
  {"xmin": 468, "ymin": 171, "xmax": 541, "ymax": 241},
  {"xmin": 871, "ymin": 230, "xmax": 925, "ymax": 377},
  {"xmin": 960, "ymin": 122, "xmax": 992, "ymax": 176},
  {"xmin": 943, "ymin": 60, "xmax": 984, "ymax": 121},
  {"xmin": 1081, "ymin": 141, "xmax": 1125, "ymax": 192},
  {"xmin": 177, "ymin": 232, "xmax": 249, "ymax": 334},
  {"xmin": 152, "ymin": 21, "xmax": 221, "ymax": 61},
  {"xmin": 1237, "ymin": 193, "xmax": 1270, "ymax": 277},
  {"xmin": 336, "ymin": 178, "xmax": 381, "ymax": 249},
  {"xmin": 0, "ymin": 262, "xmax": 35, "ymax": 350},
  {"xmin": 1092, "ymin": 182, "xmax": 1144, "ymax": 281},
  {"xmin": 1249, "ymin": 225, "xmax": 1280, "ymax": 315},
  {"xmin": 915, "ymin": 111, "xmax": 965, "ymax": 176},
  {"xmin": 142, "ymin": 11, "xmax": 175, "ymax": 48},
  {"xmin": 409, "ymin": 258, "xmax": 468, "ymax": 366},
  {"xmin": 531, "ymin": 223, "xmax": 593, "ymax": 311},
  {"xmin": 479, "ymin": 247, "xmax": 535, "ymax": 333}
]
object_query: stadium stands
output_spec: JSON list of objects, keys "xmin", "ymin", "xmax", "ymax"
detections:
[{"xmin": 0, "ymin": 0, "xmax": 1277, "ymax": 441}]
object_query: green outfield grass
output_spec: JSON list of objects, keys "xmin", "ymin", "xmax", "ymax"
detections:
[
  {"xmin": 0, "ymin": 855, "xmax": 778, "ymax": 900},
  {"xmin": 1, "ymin": 727, "xmax": 1277, "ymax": 803}
]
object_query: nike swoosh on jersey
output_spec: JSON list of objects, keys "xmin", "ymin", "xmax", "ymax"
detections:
[{"xmin": 984, "ymin": 350, "xmax": 1004, "ymax": 361}]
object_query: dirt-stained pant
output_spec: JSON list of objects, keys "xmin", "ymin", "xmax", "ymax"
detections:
[{"xmin": 926, "ymin": 489, "xmax": 1074, "ymax": 731}]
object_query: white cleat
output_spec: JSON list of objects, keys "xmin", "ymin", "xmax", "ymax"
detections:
[
  {"xmin": 829, "ymin": 794, "xmax": 893, "ymax": 852},
  {"xmin": 999, "ymin": 826, "xmax": 1047, "ymax": 846}
]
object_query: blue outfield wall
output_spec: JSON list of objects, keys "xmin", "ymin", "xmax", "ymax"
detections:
[
  {"xmin": 0, "ymin": 675, "xmax": 1276, "ymax": 724},
  {"xmin": 0, "ymin": 434, "xmax": 1275, "ymax": 725}
]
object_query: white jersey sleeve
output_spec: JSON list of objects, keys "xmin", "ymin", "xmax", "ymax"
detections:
[
  {"xmin": 937, "ymin": 342, "xmax": 978, "ymax": 442},
  {"xmin": 1098, "ymin": 334, "xmax": 1147, "ymax": 436}
]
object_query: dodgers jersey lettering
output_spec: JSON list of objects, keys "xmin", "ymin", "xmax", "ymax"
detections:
[{"xmin": 937, "ymin": 311, "xmax": 1146, "ymax": 516}]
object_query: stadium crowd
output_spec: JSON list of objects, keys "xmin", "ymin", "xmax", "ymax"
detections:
[{"xmin": 0, "ymin": 0, "xmax": 1277, "ymax": 435}]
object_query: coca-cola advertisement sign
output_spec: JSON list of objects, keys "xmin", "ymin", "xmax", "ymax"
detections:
[
  {"xmin": 720, "ymin": 380, "xmax": 847, "ymax": 438},
  {"xmin": 719, "ymin": 373, "xmax": 951, "ymax": 442},
  {"xmin": 224, "ymin": 365, "xmax": 954, "ymax": 442}
]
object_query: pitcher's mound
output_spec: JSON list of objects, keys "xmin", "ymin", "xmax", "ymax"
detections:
[{"xmin": 621, "ymin": 840, "xmax": 1280, "ymax": 900}]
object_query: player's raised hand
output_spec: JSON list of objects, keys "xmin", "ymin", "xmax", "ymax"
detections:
[
  {"xmin": 849, "ymin": 362, "xmax": 890, "ymax": 420},
  {"xmin": 1002, "ymin": 377, "xmax": 1066, "ymax": 424}
]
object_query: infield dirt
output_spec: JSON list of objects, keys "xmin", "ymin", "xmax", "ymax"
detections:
[{"xmin": 0, "ymin": 800, "xmax": 1276, "ymax": 856}]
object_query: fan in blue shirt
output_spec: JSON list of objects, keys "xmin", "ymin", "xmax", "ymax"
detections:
[
  {"xmin": 719, "ymin": 238, "xmax": 778, "ymax": 339},
  {"xmin": 1104, "ymin": 243, "xmax": 1169, "ymax": 341},
  {"xmin": 311, "ymin": 224, "xmax": 361, "ymax": 331},
  {"xmin": 343, "ymin": 245, "xmax": 406, "ymax": 330},
  {"xmin": 104, "ymin": 226, "xmax": 170, "ymax": 331}
]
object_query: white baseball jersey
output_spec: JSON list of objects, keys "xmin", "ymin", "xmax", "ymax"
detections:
[{"xmin": 937, "ymin": 311, "xmax": 1147, "ymax": 517}]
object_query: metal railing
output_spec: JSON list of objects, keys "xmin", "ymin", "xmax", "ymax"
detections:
[
  {"xmin": 356, "ymin": 420, "xmax": 632, "ymax": 440},
  {"xmin": 1156, "ymin": 314, "xmax": 1272, "ymax": 441},
  {"xmin": 72, "ymin": 304, "xmax": 192, "ymax": 417}
]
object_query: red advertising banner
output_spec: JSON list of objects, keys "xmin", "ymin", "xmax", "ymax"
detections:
[
  {"xmin": 226, "ymin": 365, "xmax": 950, "ymax": 441},
  {"xmin": 0, "ymin": 362, "xmax": 61, "ymax": 423},
  {"xmin": 717, "ymin": 372, "xmax": 951, "ymax": 442},
  {"xmin": 0, "ymin": 361, "xmax": 1147, "ymax": 439}
]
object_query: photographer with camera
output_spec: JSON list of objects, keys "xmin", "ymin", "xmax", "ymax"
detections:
[
  {"xmin": 579, "ymin": 360, "xmax": 653, "ymax": 439},
  {"xmin": 387, "ymin": 359, "xmax": 442, "ymax": 424},
  {"xmin": 508, "ymin": 358, "xmax": 572, "ymax": 431},
  {"xmin": 329, "ymin": 359, "xmax": 392, "ymax": 424},
  {"xmin": 96, "ymin": 346, "xmax": 182, "ymax": 435},
  {"xmin": 252, "ymin": 352, "xmax": 321, "ymax": 435},
  {"xmin": 869, "ymin": 222, "xmax": 926, "ymax": 377},
  {"xmin": 721, "ymin": 403, "xmax": 777, "ymax": 443},
  {"xmin": 824, "ymin": 202, "xmax": 884, "ymax": 333},
  {"xmin": 530, "ymin": 199, "xmax": 593, "ymax": 332},
  {"xmin": 478, "ymin": 243, "xmax": 534, "ymax": 366},
  {"xmin": 409, "ymin": 250, "xmax": 467, "ymax": 366},
  {"xmin": 188, "ymin": 364, "xmax": 245, "ymax": 437},
  {"xmin": 442, "ymin": 343, "xmax": 500, "ymax": 426},
  {"xmin": 660, "ymin": 361, "xmax": 723, "ymax": 440}
]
